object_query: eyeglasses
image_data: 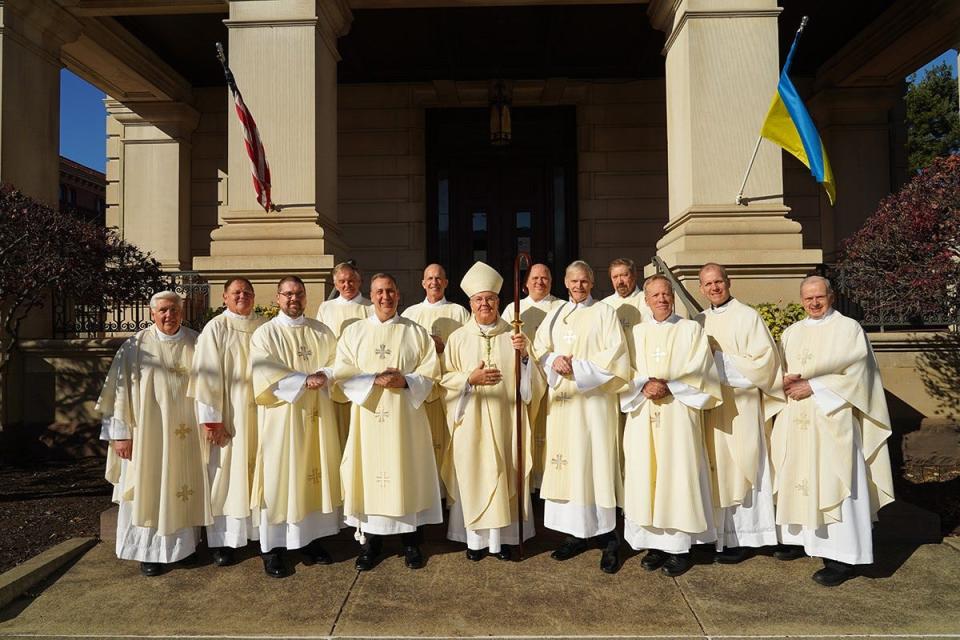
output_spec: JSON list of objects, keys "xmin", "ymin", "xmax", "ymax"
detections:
[
  {"xmin": 470, "ymin": 296, "xmax": 499, "ymax": 306},
  {"xmin": 278, "ymin": 291, "xmax": 305, "ymax": 299}
]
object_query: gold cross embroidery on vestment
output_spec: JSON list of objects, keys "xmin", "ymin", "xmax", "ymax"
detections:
[
  {"xmin": 795, "ymin": 479, "xmax": 809, "ymax": 496},
  {"xmin": 375, "ymin": 344, "xmax": 391, "ymax": 360},
  {"xmin": 177, "ymin": 485, "xmax": 193, "ymax": 501},
  {"xmin": 551, "ymin": 454, "xmax": 568, "ymax": 471},
  {"xmin": 307, "ymin": 468, "xmax": 322, "ymax": 484},
  {"xmin": 175, "ymin": 424, "xmax": 189, "ymax": 439},
  {"xmin": 798, "ymin": 349, "xmax": 814, "ymax": 367},
  {"xmin": 795, "ymin": 414, "xmax": 810, "ymax": 431},
  {"xmin": 562, "ymin": 329, "xmax": 577, "ymax": 345},
  {"xmin": 375, "ymin": 408, "xmax": 390, "ymax": 423},
  {"xmin": 376, "ymin": 472, "xmax": 390, "ymax": 488},
  {"xmin": 554, "ymin": 391, "xmax": 571, "ymax": 405},
  {"xmin": 297, "ymin": 345, "xmax": 313, "ymax": 361},
  {"xmin": 652, "ymin": 347, "xmax": 667, "ymax": 363}
]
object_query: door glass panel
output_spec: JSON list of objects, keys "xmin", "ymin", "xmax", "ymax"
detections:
[
  {"xmin": 473, "ymin": 210, "xmax": 487, "ymax": 262},
  {"xmin": 516, "ymin": 210, "xmax": 531, "ymax": 254}
]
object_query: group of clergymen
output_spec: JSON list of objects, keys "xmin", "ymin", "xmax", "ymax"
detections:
[{"xmin": 96, "ymin": 257, "xmax": 894, "ymax": 588}]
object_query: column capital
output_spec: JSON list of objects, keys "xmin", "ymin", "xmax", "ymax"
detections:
[
  {"xmin": 1, "ymin": 0, "xmax": 83, "ymax": 63},
  {"xmin": 647, "ymin": 0, "xmax": 781, "ymax": 56},
  {"xmin": 226, "ymin": 0, "xmax": 352, "ymax": 60},
  {"xmin": 105, "ymin": 99, "xmax": 201, "ymax": 140}
]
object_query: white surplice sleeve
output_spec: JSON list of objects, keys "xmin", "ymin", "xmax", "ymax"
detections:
[{"xmin": 809, "ymin": 377, "xmax": 847, "ymax": 415}]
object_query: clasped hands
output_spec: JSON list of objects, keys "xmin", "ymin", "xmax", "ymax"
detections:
[
  {"xmin": 783, "ymin": 373, "xmax": 813, "ymax": 401},
  {"xmin": 469, "ymin": 334, "xmax": 529, "ymax": 386},
  {"xmin": 305, "ymin": 371, "xmax": 328, "ymax": 390},
  {"xmin": 374, "ymin": 368, "xmax": 408, "ymax": 388},
  {"xmin": 641, "ymin": 378, "xmax": 671, "ymax": 400}
]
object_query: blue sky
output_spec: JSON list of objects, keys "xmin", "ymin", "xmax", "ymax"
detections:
[{"xmin": 59, "ymin": 49, "xmax": 960, "ymax": 173}]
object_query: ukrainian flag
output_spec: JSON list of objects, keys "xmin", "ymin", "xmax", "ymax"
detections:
[{"xmin": 760, "ymin": 26, "xmax": 836, "ymax": 205}]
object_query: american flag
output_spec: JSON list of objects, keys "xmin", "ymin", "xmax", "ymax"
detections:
[{"xmin": 216, "ymin": 43, "xmax": 273, "ymax": 213}]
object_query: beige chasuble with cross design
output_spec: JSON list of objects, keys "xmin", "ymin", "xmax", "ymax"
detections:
[
  {"xmin": 189, "ymin": 312, "xmax": 266, "ymax": 520},
  {"xmin": 98, "ymin": 326, "xmax": 212, "ymax": 536},
  {"xmin": 318, "ymin": 295, "xmax": 373, "ymax": 448},
  {"xmin": 696, "ymin": 298, "xmax": 785, "ymax": 509},
  {"xmin": 401, "ymin": 299, "xmax": 470, "ymax": 479},
  {"xmin": 249, "ymin": 317, "xmax": 342, "ymax": 526},
  {"xmin": 772, "ymin": 311, "xmax": 894, "ymax": 529},
  {"xmin": 532, "ymin": 299, "xmax": 630, "ymax": 510},
  {"xmin": 503, "ymin": 294, "xmax": 563, "ymax": 487},
  {"xmin": 621, "ymin": 317, "xmax": 722, "ymax": 534},
  {"xmin": 335, "ymin": 315, "xmax": 442, "ymax": 521},
  {"xmin": 441, "ymin": 318, "xmax": 545, "ymax": 531}
]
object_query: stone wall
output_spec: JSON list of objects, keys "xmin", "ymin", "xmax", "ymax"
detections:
[
  {"xmin": 337, "ymin": 84, "xmax": 428, "ymax": 301},
  {"xmin": 189, "ymin": 87, "xmax": 227, "ymax": 261},
  {"xmin": 576, "ymin": 80, "xmax": 668, "ymax": 299}
]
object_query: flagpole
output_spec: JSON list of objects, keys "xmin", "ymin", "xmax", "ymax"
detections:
[
  {"xmin": 511, "ymin": 251, "xmax": 532, "ymax": 560},
  {"xmin": 735, "ymin": 16, "xmax": 810, "ymax": 206}
]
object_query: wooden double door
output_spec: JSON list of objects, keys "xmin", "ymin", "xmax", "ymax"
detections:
[{"xmin": 426, "ymin": 106, "xmax": 577, "ymax": 305}]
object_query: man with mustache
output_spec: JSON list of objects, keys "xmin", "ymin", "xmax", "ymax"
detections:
[{"xmin": 771, "ymin": 276, "xmax": 894, "ymax": 586}]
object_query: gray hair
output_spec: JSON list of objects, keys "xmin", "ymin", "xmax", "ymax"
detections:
[
  {"xmin": 149, "ymin": 290, "xmax": 183, "ymax": 310},
  {"xmin": 643, "ymin": 274, "xmax": 674, "ymax": 295},
  {"xmin": 565, "ymin": 260, "xmax": 595, "ymax": 283},
  {"xmin": 800, "ymin": 275, "xmax": 834, "ymax": 294}
]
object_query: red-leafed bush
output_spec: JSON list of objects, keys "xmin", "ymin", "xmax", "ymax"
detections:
[
  {"xmin": 835, "ymin": 155, "xmax": 960, "ymax": 325},
  {"xmin": 0, "ymin": 185, "xmax": 165, "ymax": 426}
]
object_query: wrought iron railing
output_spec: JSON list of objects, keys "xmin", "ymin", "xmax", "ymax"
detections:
[
  {"xmin": 817, "ymin": 264, "xmax": 957, "ymax": 332},
  {"xmin": 649, "ymin": 256, "xmax": 703, "ymax": 317},
  {"xmin": 52, "ymin": 272, "xmax": 210, "ymax": 338}
]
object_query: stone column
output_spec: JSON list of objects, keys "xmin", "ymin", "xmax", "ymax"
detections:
[
  {"xmin": 0, "ymin": 0, "xmax": 80, "ymax": 205},
  {"xmin": 193, "ymin": 0, "xmax": 352, "ymax": 314},
  {"xmin": 647, "ymin": 0, "xmax": 822, "ymax": 305},
  {"xmin": 105, "ymin": 100, "xmax": 199, "ymax": 271},
  {"xmin": 809, "ymin": 87, "xmax": 900, "ymax": 261}
]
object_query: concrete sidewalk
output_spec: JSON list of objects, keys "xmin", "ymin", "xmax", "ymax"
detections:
[{"xmin": 1, "ymin": 516, "xmax": 959, "ymax": 639}]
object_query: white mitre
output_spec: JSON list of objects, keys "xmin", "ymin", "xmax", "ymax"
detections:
[{"xmin": 461, "ymin": 261, "xmax": 503, "ymax": 297}]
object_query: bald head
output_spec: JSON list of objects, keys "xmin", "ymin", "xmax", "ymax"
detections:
[
  {"xmin": 526, "ymin": 263, "xmax": 552, "ymax": 301},
  {"xmin": 422, "ymin": 263, "xmax": 449, "ymax": 303}
]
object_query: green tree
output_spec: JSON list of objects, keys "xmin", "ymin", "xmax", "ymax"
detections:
[{"xmin": 906, "ymin": 60, "xmax": 960, "ymax": 173}]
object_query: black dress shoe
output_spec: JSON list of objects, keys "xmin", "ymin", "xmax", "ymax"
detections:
[
  {"xmin": 640, "ymin": 549, "xmax": 668, "ymax": 571},
  {"xmin": 494, "ymin": 545, "xmax": 512, "ymax": 561},
  {"xmin": 301, "ymin": 541, "xmax": 332, "ymax": 566},
  {"xmin": 355, "ymin": 539, "xmax": 382, "ymax": 572},
  {"xmin": 773, "ymin": 544, "xmax": 806, "ymax": 561},
  {"xmin": 550, "ymin": 537, "xmax": 589, "ymax": 561},
  {"xmin": 211, "ymin": 547, "xmax": 235, "ymax": 567},
  {"xmin": 714, "ymin": 546, "xmax": 750, "ymax": 564},
  {"xmin": 262, "ymin": 551, "xmax": 289, "ymax": 578},
  {"xmin": 140, "ymin": 562, "xmax": 163, "ymax": 577},
  {"xmin": 600, "ymin": 546, "xmax": 620, "ymax": 574},
  {"xmin": 178, "ymin": 552, "xmax": 198, "ymax": 566},
  {"xmin": 404, "ymin": 545, "xmax": 425, "ymax": 569},
  {"xmin": 812, "ymin": 560, "xmax": 855, "ymax": 587},
  {"xmin": 466, "ymin": 548, "xmax": 487, "ymax": 561},
  {"xmin": 661, "ymin": 553, "xmax": 692, "ymax": 577}
]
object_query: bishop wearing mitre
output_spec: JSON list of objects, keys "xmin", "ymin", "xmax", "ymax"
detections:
[
  {"xmin": 771, "ymin": 276, "xmax": 894, "ymax": 587},
  {"xmin": 619, "ymin": 275, "xmax": 722, "ymax": 578},
  {"xmin": 249, "ymin": 276, "xmax": 343, "ymax": 578},
  {"xmin": 695, "ymin": 263, "xmax": 784, "ymax": 563},
  {"xmin": 501, "ymin": 263, "xmax": 562, "ymax": 489},
  {"xmin": 189, "ymin": 277, "xmax": 266, "ymax": 567},
  {"xmin": 533, "ymin": 260, "xmax": 630, "ymax": 574},
  {"xmin": 442, "ymin": 262, "xmax": 545, "ymax": 561},
  {"xmin": 98, "ymin": 291, "xmax": 211, "ymax": 577},
  {"xmin": 336, "ymin": 272, "xmax": 443, "ymax": 572}
]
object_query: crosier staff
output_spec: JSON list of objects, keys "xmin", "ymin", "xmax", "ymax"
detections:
[{"xmin": 511, "ymin": 252, "xmax": 532, "ymax": 559}]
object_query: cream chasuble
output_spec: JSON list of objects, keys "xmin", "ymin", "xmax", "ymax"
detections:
[
  {"xmin": 532, "ymin": 297, "xmax": 630, "ymax": 537},
  {"xmin": 772, "ymin": 310, "xmax": 894, "ymax": 563},
  {"xmin": 98, "ymin": 326, "xmax": 211, "ymax": 562},
  {"xmin": 696, "ymin": 299, "xmax": 784, "ymax": 549},
  {"xmin": 441, "ymin": 319, "xmax": 545, "ymax": 544},
  {"xmin": 335, "ymin": 314, "xmax": 442, "ymax": 535},
  {"xmin": 189, "ymin": 310, "xmax": 266, "ymax": 548},
  {"xmin": 619, "ymin": 315, "xmax": 722, "ymax": 551},
  {"xmin": 249, "ymin": 315, "xmax": 343, "ymax": 542},
  {"xmin": 401, "ymin": 298, "xmax": 470, "ymax": 479},
  {"xmin": 317, "ymin": 294, "xmax": 373, "ymax": 449},
  {"xmin": 502, "ymin": 294, "xmax": 562, "ymax": 488}
]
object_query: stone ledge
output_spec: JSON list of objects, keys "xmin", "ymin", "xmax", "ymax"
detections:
[
  {"xmin": 100, "ymin": 505, "xmax": 118, "ymax": 542},
  {"xmin": 0, "ymin": 537, "xmax": 96, "ymax": 610}
]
